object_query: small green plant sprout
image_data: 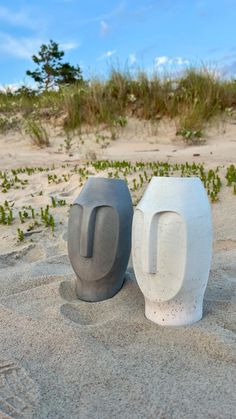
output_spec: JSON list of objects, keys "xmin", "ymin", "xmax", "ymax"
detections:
[
  {"xmin": 0, "ymin": 206, "xmax": 6, "ymax": 224},
  {"xmin": 225, "ymin": 164, "xmax": 236, "ymax": 195},
  {"xmin": 40, "ymin": 206, "xmax": 55, "ymax": 232},
  {"xmin": 51, "ymin": 196, "xmax": 57, "ymax": 208},
  {"xmin": 49, "ymin": 214, "xmax": 55, "ymax": 232},
  {"xmin": 18, "ymin": 210, "xmax": 29, "ymax": 223},
  {"xmin": 143, "ymin": 171, "xmax": 148, "ymax": 181},
  {"xmin": 25, "ymin": 119, "xmax": 50, "ymax": 147},
  {"xmin": 58, "ymin": 199, "xmax": 66, "ymax": 206},
  {"xmin": 48, "ymin": 173, "xmax": 63, "ymax": 184},
  {"xmin": 17, "ymin": 228, "xmax": 24, "ymax": 242},
  {"xmin": 7, "ymin": 208, "xmax": 13, "ymax": 225},
  {"xmin": 139, "ymin": 174, "xmax": 144, "ymax": 186},
  {"xmin": 132, "ymin": 178, "xmax": 137, "ymax": 191},
  {"xmin": 50, "ymin": 196, "xmax": 66, "ymax": 207},
  {"xmin": 40, "ymin": 206, "xmax": 49, "ymax": 224},
  {"xmin": 31, "ymin": 207, "xmax": 35, "ymax": 219},
  {"xmin": 176, "ymin": 128, "xmax": 203, "ymax": 143},
  {"xmin": 0, "ymin": 201, "xmax": 14, "ymax": 225},
  {"xmin": 64, "ymin": 130, "xmax": 73, "ymax": 153},
  {"xmin": 62, "ymin": 174, "xmax": 71, "ymax": 182},
  {"xmin": 18, "ymin": 211, "xmax": 24, "ymax": 223},
  {"xmin": 112, "ymin": 115, "xmax": 127, "ymax": 128},
  {"xmin": 27, "ymin": 221, "xmax": 39, "ymax": 232},
  {"xmin": 210, "ymin": 191, "xmax": 218, "ymax": 203}
]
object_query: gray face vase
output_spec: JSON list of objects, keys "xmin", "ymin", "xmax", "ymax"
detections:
[{"xmin": 67, "ymin": 177, "xmax": 133, "ymax": 302}]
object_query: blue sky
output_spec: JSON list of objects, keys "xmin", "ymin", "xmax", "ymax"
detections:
[{"xmin": 0, "ymin": 0, "xmax": 236, "ymax": 87}]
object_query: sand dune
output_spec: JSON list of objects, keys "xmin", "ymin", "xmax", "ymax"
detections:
[{"xmin": 0, "ymin": 119, "xmax": 235, "ymax": 418}]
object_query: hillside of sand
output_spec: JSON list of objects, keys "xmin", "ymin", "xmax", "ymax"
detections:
[{"xmin": 0, "ymin": 117, "xmax": 235, "ymax": 418}]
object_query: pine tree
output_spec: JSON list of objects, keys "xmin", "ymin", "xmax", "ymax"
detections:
[{"xmin": 26, "ymin": 40, "xmax": 83, "ymax": 90}]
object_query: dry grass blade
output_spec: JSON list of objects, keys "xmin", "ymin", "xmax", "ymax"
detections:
[{"xmin": 24, "ymin": 119, "xmax": 50, "ymax": 147}]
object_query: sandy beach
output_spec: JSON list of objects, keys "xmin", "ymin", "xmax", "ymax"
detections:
[{"xmin": 0, "ymin": 118, "xmax": 235, "ymax": 418}]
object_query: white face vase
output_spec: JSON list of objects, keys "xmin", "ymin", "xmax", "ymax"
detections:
[{"xmin": 132, "ymin": 177, "xmax": 213, "ymax": 326}]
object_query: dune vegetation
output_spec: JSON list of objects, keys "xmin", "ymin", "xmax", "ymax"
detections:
[{"xmin": 1, "ymin": 67, "xmax": 236, "ymax": 144}]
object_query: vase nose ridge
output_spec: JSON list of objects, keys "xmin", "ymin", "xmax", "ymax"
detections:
[
  {"xmin": 79, "ymin": 206, "xmax": 97, "ymax": 258},
  {"xmin": 134, "ymin": 209, "xmax": 186, "ymax": 301},
  {"xmin": 141, "ymin": 212, "xmax": 158, "ymax": 274}
]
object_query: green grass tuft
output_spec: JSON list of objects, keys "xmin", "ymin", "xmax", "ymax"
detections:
[{"xmin": 24, "ymin": 118, "xmax": 50, "ymax": 147}]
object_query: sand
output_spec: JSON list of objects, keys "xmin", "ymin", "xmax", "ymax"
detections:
[{"xmin": 0, "ymin": 117, "xmax": 235, "ymax": 418}]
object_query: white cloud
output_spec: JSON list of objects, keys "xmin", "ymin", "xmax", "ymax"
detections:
[
  {"xmin": 60, "ymin": 42, "xmax": 79, "ymax": 51},
  {"xmin": 100, "ymin": 20, "xmax": 110, "ymax": 36},
  {"xmin": 0, "ymin": 83, "xmax": 21, "ymax": 93},
  {"xmin": 0, "ymin": 6, "xmax": 27, "ymax": 26},
  {"xmin": 0, "ymin": 33, "xmax": 43, "ymax": 59},
  {"xmin": 98, "ymin": 50, "xmax": 117, "ymax": 60},
  {"xmin": 155, "ymin": 56, "xmax": 169, "ymax": 67},
  {"xmin": 106, "ymin": 50, "xmax": 116, "ymax": 57},
  {"xmin": 0, "ymin": 6, "xmax": 42, "ymax": 30},
  {"xmin": 175, "ymin": 57, "xmax": 189, "ymax": 66},
  {"xmin": 155, "ymin": 56, "xmax": 189, "ymax": 69},
  {"xmin": 0, "ymin": 33, "xmax": 80, "ymax": 60},
  {"xmin": 0, "ymin": 81, "xmax": 37, "ymax": 93},
  {"xmin": 129, "ymin": 53, "xmax": 136, "ymax": 65}
]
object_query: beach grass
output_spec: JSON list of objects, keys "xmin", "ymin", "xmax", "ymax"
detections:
[{"xmin": 1, "ymin": 67, "xmax": 236, "ymax": 140}]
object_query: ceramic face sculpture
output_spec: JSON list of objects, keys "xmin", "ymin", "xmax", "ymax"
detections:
[
  {"xmin": 68, "ymin": 177, "xmax": 133, "ymax": 302},
  {"xmin": 132, "ymin": 177, "xmax": 212, "ymax": 326}
]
